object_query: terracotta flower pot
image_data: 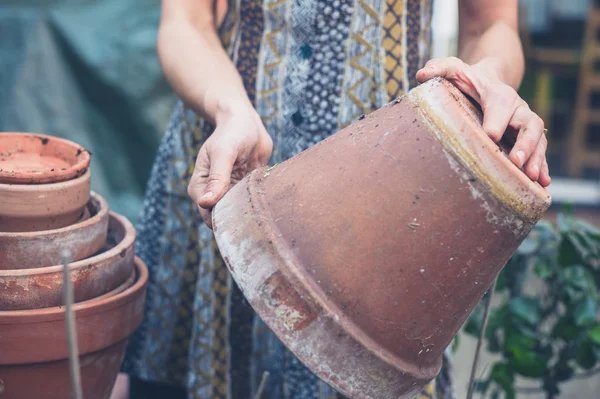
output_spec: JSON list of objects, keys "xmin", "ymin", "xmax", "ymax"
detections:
[
  {"xmin": 0, "ymin": 256, "xmax": 148, "ymax": 399},
  {"xmin": 0, "ymin": 211, "xmax": 135, "ymax": 310},
  {"xmin": 213, "ymin": 78, "xmax": 551, "ymax": 399},
  {"xmin": 0, "ymin": 132, "xmax": 90, "ymax": 185},
  {"xmin": 0, "ymin": 192, "xmax": 109, "ymax": 270},
  {"xmin": 0, "ymin": 169, "xmax": 91, "ymax": 232}
]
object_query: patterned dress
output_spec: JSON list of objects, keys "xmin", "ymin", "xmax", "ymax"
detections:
[{"xmin": 123, "ymin": 0, "xmax": 455, "ymax": 398}]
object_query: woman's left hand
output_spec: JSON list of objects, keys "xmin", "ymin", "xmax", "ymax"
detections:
[{"xmin": 416, "ymin": 57, "xmax": 551, "ymax": 187}]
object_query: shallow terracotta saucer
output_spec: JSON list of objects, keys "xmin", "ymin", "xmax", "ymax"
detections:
[{"xmin": 0, "ymin": 132, "xmax": 91, "ymax": 185}]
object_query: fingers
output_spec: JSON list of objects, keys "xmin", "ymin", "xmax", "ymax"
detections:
[
  {"xmin": 417, "ymin": 56, "xmax": 552, "ymax": 186},
  {"xmin": 508, "ymin": 106, "xmax": 545, "ymax": 169},
  {"xmin": 197, "ymin": 205, "xmax": 214, "ymax": 230},
  {"xmin": 523, "ymin": 135, "xmax": 547, "ymax": 181},
  {"xmin": 198, "ymin": 146, "xmax": 236, "ymax": 208},
  {"xmin": 187, "ymin": 143, "xmax": 236, "ymax": 228},
  {"xmin": 416, "ymin": 57, "xmax": 481, "ymax": 100},
  {"xmin": 481, "ymin": 86, "xmax": 520, "ymax": 143},
  {"xmin": 539, "ymin": 159, "xmax": 551, "ymax": 187}
]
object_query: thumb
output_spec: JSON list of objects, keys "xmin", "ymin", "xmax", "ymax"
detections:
[{"xmin": 197, "ymin": 147, "xmax": 236, "ymax": 209}]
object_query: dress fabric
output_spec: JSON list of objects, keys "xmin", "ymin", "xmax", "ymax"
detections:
[{"xmin": 122, "ymin": 1, "xmax": 455, "ymax": 398}]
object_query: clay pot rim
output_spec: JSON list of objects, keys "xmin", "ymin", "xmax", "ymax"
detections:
[
  {"xmin": 0, "ymin": 191, "xmax": 108, "ymax": 240},
  {"xmin": 409, "ymin": 78, "xmax": 551, "ymax": 221},
  {"xmin": 0, "ymin": 256, "xmax": 148, "ymax": 323},
  {"xmin": 0, "ymin": 132, "xmax": 90, "ymax": 184},
  {"xmin": 0, "ymin": 168, "xmax": 90, "ymax": 193},
  {"xmin": 91, "ymin": 266, "xmax": 137, "ymax": 302},
  {"xmin": 0, "ymin": 210, "xmax": 135, "ymax": 278}
]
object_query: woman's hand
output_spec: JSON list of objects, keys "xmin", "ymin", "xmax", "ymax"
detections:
[
  {"xmin": 416, "ymin": 57, "xmax": 551, "ymax": 187},
  {"xmin": 187, "ymin": 105, "xmax": 273, "ymax": 228}
]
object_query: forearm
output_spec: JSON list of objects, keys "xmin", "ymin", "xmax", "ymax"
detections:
[
  {"xmin": 157, "ymin": 20, "xmax": 253, "ymax": 124},
  {"xmin": 458, "ymin": 22, "xmax": 524, "ymax": 89},
  {"xmin": 457, "ymin": 0, "xmax": 524, "ymax": 90}
]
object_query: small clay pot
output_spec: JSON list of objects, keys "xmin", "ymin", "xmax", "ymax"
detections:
[
  {"xmin": 0, "ymin": 169, "xmax": 91, "ymax": 232},
  {"xmin": 0, "ymin": 256, "xmax": 148, "ymax": 399},
  {"xmin": 0, "ymin": 132, "xmax": 91, "ymax": 185},
  {"xmin": 213, "ymin": 78, "xmax": 551, "ymax": 398},
  {"xmin": 0, "ymin": 211, "xmax": 135, "ymax": 310},
  {"xmin": 0, "ymin": 192, "xmax": 109, "ymax": 270}
]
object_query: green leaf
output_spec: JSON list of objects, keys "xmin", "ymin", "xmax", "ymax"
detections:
[
  {"xmin": 559, "ymin": 265, "xmax": 596, "ymax": 302},
  {"xmin": 559, "ymin": 236, "xmax": 584, "ymax": 267},
  {"xmin": 509, "ymin": 297, "xmax": 541, "ymax": 326},
  {"xmin": 576, "ymin": 339, "xmax": 598, "ymax": 370},
  {"xmin": 552, "ymin": 316, "xmax": 580, "ymax": 341},
  {"xmin": 534, "ymin": 260, "xmax": 555, "ymax": 279},
  {"xmin": 589, "ymin": 324, "xmax": 600, "ymax": 345},
  {"xmin": 567, "ymin": 232, "xmax": 592, "ymax": 263},
  {"xmin": 504, "ymin": 332, "xmax": 547, "ymax": 378},
  {"xmin": 574, "ymin": 296, "xmax": 597, "ymax": 327},
  {"xmin": 489, "ymin": 362, "xmax": 515, "ymax": 399},
  {"xmin": 557, "ymin": 209, "xmax": 574, "ymax": 233}
]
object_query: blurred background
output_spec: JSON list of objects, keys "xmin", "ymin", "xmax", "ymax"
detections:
[{"xmin": 0, "ymin": 1, "xmax": 598, "ymax": 398}]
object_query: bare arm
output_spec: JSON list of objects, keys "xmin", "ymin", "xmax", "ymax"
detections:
[
  {"xmin": 417, "ymin": 0, "xmax": 550, "ymax": 187},
  {"xmin": 158, "ymin": 0, "xmax": 273, "ymax": 227},
  {"xmin": 458, "ymin": 0, "xmax": 524, "ymax": 89},
  {"xmin": 158, "ymin": 0, "xmax": 250, "ymax": 123}
]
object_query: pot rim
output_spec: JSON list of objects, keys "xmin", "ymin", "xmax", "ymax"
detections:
[
  {"xmin": 0, "ymin": 168, "xmax": 91, "ymax": 193},
  {"xmin": 409, "ymin": 78, "xmax": 551, "ymax": 222},
  {"xmin": 0, "ymin": 210, "xmax": 135, "ymax": 278},
  {"xmin": 0, "ymin": 132, "xmax": 91, "ymax": 184},
  {"xmin": 0, "ymin": 191, "xmax": 108, "ymax": 240},
  {"xmin": 0, "ymin": 256, "xmax": 148, "ymax": 323},
  {"xmin": 90, "ymin": 265, "xmax": 137, "ymax": 302}
]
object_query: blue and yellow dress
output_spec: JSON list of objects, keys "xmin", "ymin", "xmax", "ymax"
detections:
[{"xmin": 123, "ymin": 1, "xmax": 454, "ymax": 398}]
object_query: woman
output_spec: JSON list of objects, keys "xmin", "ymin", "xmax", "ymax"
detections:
[{"xmin": 122, "ymin": 0, "xmax": 550, "ymax": 398}]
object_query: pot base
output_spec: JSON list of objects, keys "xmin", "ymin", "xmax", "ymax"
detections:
[
  {"xmin": 214, "ymin": 173, "xmax": 439, "ymax": 399},
  {"xmin": 0, "ymin": 339, "xmax": 127, "ymax": 399}
]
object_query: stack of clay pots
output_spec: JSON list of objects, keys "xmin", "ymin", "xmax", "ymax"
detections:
[{"xmin": 0, "ymin": 133, "xmax": 148, "ymax": 399}]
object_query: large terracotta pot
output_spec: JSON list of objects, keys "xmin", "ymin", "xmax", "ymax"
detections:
[
  {"xmin": 0, "ymin": 192, "xmax": 109, "ymax": 270},
  {"xmin": 0, "ymin": 169, "xmax": 91, "ymax": 232},
  {"xmin": 0, "ymin": 212, "xmax": 135, "ymax": 310},
  {"xmin": 0, "ymin": 256, "xmax": 148, "ymax": 399},
  {"xmin": 213, "ymin": 78, "xmax": 551, "ymax": 398},
  {"xmin": 0, "ymin": 132, "xmax": 90, "ymax": 185}
]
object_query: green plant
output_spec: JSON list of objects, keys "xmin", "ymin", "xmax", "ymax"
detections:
[{"xmin": 464, "ymin": 208, "xmax": 600, "ymax": 399}]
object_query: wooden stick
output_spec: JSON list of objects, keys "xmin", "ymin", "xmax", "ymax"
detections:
[
  {"xmin": 467, "ymin": 277, "xmax": 498, "ymax": 399},
  {"xmin": 62, "ymin": 251, "xmax": 83, "ymax": 399}
]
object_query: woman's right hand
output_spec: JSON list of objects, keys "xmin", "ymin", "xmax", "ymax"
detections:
[{"xmin": 187, "ymin": 105, "xmax": 273, "ymax": 228}]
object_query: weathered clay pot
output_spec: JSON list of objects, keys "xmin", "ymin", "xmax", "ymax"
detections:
[
  {"xmin": 0, "ymin": 212, "xmax": 135, "ymax": 310},
  {"xmin": 213, "ymin": 78, "xmax": 551, "ymax": 398},
  {"xmin": 0, "ymin": 132, "xmax": 90, "ymax": 184},
  {"xmin": 0, "ymin": 192, "xmax": 109, "ymax": 270},
  {"xmin": 0, "ymin": 256, "xmax": 148, "ymax": 399},
  {"xmin": 0, "ymin": 169, "xmax": 91, "ymax": 232}
]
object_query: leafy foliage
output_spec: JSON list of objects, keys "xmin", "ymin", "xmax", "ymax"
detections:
[{"xmin": 464, "ymin": 209, "xmax": 600, "ymax": 398}]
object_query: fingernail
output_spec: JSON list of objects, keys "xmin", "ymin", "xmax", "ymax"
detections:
[
  {"xmin": 200, "ymin": 191, "xmax": 214, "ymax": 200},
  {"xmin": 516, "ymin": 150, "xmax": 525, "ymax": 167},
  {"xmin": 533, "ymin": 164, "xmax": 539, "ymax": 173}
]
